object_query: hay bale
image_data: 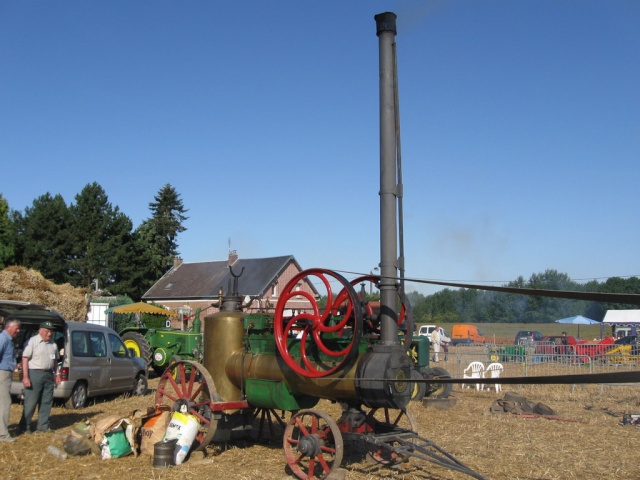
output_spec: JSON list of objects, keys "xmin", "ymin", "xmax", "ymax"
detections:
[{"xmin": 0, "ymin": 266, "xmax": 88, "ymax": 321}]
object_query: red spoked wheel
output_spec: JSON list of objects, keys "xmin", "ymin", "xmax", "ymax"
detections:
[
  {"xmin": 274, "ymin": 268, "xmax": 363, "ymax": 378},
  {"xmin": 342, "ymin": 275, "xmax": 406, "ymax": 329},
  {"xmin": 364, "ymin": 406, "xmax": 417, "ymax": 465},
  {"xmin": 284, "ymin": 409, "xmax": 344, "ymax": 480},
  {"xmin": 342, "ymin": 275, "xmax": 413, "ymax": 346},
  {"xmin": 252, "ymin": 408, "xmax": 290, "ymax": 443},
  {"xmin": 155, "ymin": 360, "xmax": 219, "ymax": 451}
]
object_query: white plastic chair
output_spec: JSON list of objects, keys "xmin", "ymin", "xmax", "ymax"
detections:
[
  {"xmin": 462, "ymin": 361, "xmax": 485, "ymax": 390},
  {"xmin": 484, "ymin": 362, "xmax": 504, "ymax": 392}
]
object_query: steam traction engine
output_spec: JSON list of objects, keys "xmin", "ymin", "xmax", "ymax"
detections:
[
  {"xmin": 155, "ymin": 269, "xmax": 482, "ymax": 479},
  {"xmin": 154, "ymin": 12, "xmax": 484, "ymax": 480}
]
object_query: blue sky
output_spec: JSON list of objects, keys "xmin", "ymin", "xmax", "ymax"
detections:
[{"xmin": 1, "ymin": 1, "xmax": 638, "ymax": 295}]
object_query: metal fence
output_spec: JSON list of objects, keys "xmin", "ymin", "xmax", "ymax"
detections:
[{"xmin": 432, "ymin": 343, "xmax": 640, "ymax": 386}]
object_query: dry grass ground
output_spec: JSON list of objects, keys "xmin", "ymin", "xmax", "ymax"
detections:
[{"xmin": 1, "ymin": 376, "xmax": 639, "ymax": 480}]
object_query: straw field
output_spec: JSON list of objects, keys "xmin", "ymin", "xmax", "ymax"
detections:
[{"xmin": 1, "ymin": 373, "xmax": 639, "ymax": 480}]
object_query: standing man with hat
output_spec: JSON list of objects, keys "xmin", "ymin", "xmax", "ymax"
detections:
[
  {"xmin": 20, "ymin": 321, "xmax": 61, "ymax": 434},
  {"xmin": 0, "ymin": 318, "xmax": 20, "ymax": 442}
]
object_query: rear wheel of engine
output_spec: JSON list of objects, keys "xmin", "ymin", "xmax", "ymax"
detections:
[
  {"xmin": 364, "ymin": 406, "xmax": 417, "ymax": 465},
  {"xmin": 252, "ymin": 408, "xmax": 291, "ymax": 443}
]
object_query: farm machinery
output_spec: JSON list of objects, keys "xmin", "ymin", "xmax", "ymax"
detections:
[
  {"xmin": 152, "ymin": 12, "xmax": 482, "ymax": 479},
  {"xmin": 155, "ymin": 267, "xmax": 480, "ymax": 479},
  {"xmin": 120, "ymin": 309, "xmax": 203, "ymax": 375},
  {"xmin": 151, "ymin": 11, "xmax": 640, "ymax": 480}
]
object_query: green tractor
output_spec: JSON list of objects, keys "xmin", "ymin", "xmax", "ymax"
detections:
[
  {"xmin": 120, "ymin": 309, "xmax": 203, "ymax": 376},
  {"xmin": 408, "ymin": 334, "xmax": 453, "ymax": 400}
]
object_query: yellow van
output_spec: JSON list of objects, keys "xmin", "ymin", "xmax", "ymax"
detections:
[{"xmin": 451, "ymin": 324, "xmax": 486, "ymax": 345}]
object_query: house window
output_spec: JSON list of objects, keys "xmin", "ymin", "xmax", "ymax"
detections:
[
  {"xmin": 271, "ymin": 283, "xmax": 278, "ymax": 297},
  {"xmin": 164, "ymin": 283, "xmax": 174, "ymax": 290}
]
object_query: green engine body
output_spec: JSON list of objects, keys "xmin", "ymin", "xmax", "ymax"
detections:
[{"xmin": 235, "ymin": 313, "xmax": 433, "ymax": 411}]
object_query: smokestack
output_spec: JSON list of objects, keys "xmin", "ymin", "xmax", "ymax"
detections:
[
  {"xmin": 228, "ymin": 250, "xmax": 238, "ymax": 266},
  {"xmin": 374, "ymin": 12, "xmax": 400, "ymax": 346},
  {"xmin": 173, "ymin": 257, "xmax": 183, "ymax": 268}
]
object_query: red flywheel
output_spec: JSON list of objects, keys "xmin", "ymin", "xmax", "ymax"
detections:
[{"xmin": 274, "ymin": 269, "xmax": 363, "ymax": 378}]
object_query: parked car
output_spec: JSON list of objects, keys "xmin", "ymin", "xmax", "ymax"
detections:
[
  {"xmin": 514, "ymin": 330, "xmax": 544, "ymax": 345},
  {"xmin": 1, "ymin": 299, "xmax": 148, "ymax": 409}
]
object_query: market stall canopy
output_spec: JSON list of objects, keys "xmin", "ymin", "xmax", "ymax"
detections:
[
  {"xmin": 555, "ymin": 315, "xmax": 600, "ymax": 338},
  {"xmin": 555, "ymin": 315, "xmax": 600, "ymax": 325},
  {"xmin": 106, "ymin": 302, "xmax": 177, "ymax": 316}
]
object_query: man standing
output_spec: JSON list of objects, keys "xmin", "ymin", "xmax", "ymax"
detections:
[
  {"xmin": 20, "ymin": 321, "xmax": 61, "ymax": 434},
  {"xmin": 0, "ymin": 318, "xmax": 20, "ymax": 442},
  {"xmin": 431, "ymin": 326, "xmax": 451, "ymax": 363},
  {"xmin": 431, "ymin": 325, "xmax": 441, "ymax": 362}
]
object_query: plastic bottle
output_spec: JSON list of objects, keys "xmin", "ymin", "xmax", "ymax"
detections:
[{"xmin": 47, "ymin": 445, "xmax": 68, "ymax": 460}]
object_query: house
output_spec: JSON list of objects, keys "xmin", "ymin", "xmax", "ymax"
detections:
[{"xmin": 142, "ymin": 251, "xmax": 317, "ymax": 328}]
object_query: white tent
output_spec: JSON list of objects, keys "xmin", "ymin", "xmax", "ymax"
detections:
[
  {"xmin": 602, "ymin": 310, "xmax": 640, "ymax": 337},
  {"xmin": 602, "ymin": 310, "xmax": 640, "ymax": 324}
]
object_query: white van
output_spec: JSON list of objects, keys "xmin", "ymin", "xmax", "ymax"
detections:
[
  {"xmin": 417, "ymin": 325, "xmax": 448, "ymax": 342},
  {"xmin": 418, "ymin": 325, "xmax": 436, "ymax": 338}
]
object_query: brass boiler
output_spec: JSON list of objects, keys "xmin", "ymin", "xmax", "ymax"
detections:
[
  {"xmin": 204, "ymin": 310, "xmax": 412, "ymax": 409},
  {"xmin": 202, "ymin": 311, "xmax": 245, "ymax": 402}
]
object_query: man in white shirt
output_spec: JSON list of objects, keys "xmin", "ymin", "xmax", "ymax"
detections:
[
  {"xmin": 431, "ymin": 326, "xmax": 451, "ymax": 362},
  {"xmin": 20, "ymin": 321, "xmax": 61, "ymax": 434}
]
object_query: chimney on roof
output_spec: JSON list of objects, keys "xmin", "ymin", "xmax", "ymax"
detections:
[
  {"xmin": 173, "ymin": 257, "xmax": 183, "ymax": 268},
  {"xmin": 228, "ymin": 250, "xmax": 238, "ymax": 266}
]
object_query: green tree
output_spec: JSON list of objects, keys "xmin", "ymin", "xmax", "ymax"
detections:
[
  {"xmin": 136, "ymin": 184, "xmax": 188, "ymax": 283},
  {"xmin": 0, "ymin": 195, "xmax": 14, "ymax": 268},
  {"xmin": 521, "ymin": 269, "xmax": 587, "ymax": 323},
  {"xmin": 407, "ymin": 290, "xmax": 428, "ymax": 323},
  {"xmin": 423, "ymin": 288, "xmax": 459, "ymax": 323},
  {"xmin": 11, "ymin": 193, "xmax": 72, "ymax": 283},
  {"xmin": 486, "ymin": 276, "xmax": 528, "ymax": 323},
  {"xmin": 599, "ymin": 276, "xmax": 640, "ymax": 312},
  {"xmin": 583, "ymin": 279, "xmax": 606, "ymax": 321},
  {"xmin": 68, "ymin": 182, "xmax": 136, "ymax": 293}
]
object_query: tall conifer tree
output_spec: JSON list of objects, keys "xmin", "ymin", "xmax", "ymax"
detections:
[
  {"xmin": 136, "ymin": 184, "xmax": 188, "ymax": 283},
  {"xmin": 11, "ymin": 193, "xmax": 71, "ymax": 283},
  {"xmin": 0, "ymin": 195, "xmax": 14, "ymax": 269}
]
